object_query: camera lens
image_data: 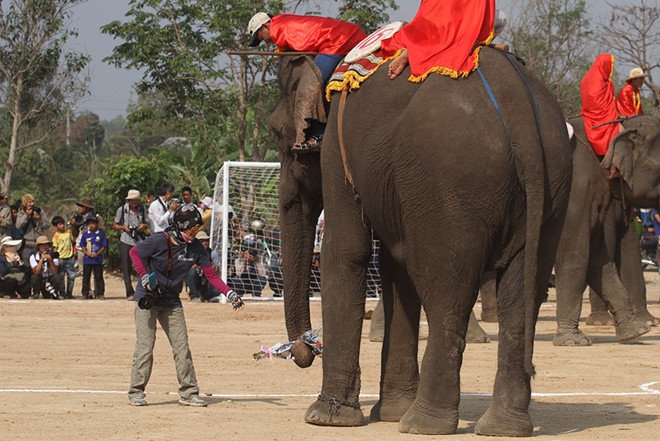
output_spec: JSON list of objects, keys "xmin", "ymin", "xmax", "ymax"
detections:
[{"xmin": 137, "ymin": 293, "xmax": 155, "ymax": 310}]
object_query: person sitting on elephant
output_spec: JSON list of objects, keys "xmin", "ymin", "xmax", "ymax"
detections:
[
  {"xmin": 580, "ymin": 53, "xmax": 623, "ymax": 179},
  {"xmin": 247, "ymin": 12, "xmax": 366, "ymax": 153},
  {"xmin": 616, "ymin": 67, "xmax": 647, "ymax": 118},
  {"xmin": 383, "ymin": 0, "xmax": 498, "ymax": 81}
]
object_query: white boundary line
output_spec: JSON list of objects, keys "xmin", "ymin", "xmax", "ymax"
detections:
[{"xmin": 1, "ymin": 382, "xmax": 657, "ymax": 398}]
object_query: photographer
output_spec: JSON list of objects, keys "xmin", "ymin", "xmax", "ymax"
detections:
[
  {"xmin": 16, "ymin": 194, "xmax": 50, "ymax": 263},
  {"xmin": 127, "ymin": 204, "xmax": 243, "ymax": 407},
  {"xmin": 0, "ymin": 236, "xmax": 31, "ymax": 298},
  {"xmin": 148, "ymin": 182, "xmax": 177, "ymax": 233},
  {"xmin": 112, "ymin": 189, "xmax": 149, "ymax": 300},
  {"xmin": 29, "ymin": 236, "xmax": 63, "ymax": 299}
]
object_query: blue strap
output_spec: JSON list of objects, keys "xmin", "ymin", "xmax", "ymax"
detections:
[{"xmin": 476, "ymin": 67, "xmax": 511, "ymax": 143}]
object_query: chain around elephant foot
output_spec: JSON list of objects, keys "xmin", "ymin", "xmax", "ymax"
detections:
[
  {"xmin": 585, "ymin": 311, "xmax": 615, "ymax": 326},
  {"xmin": 553, "ymin": 329, "xmax": 592, "ymax": 346},
  {"xmin": 304, "ymin": 395, "xmax": 365, "ymax": 426},
  {"xmin": 475, "ymin": 404, "xmax": 533, "ymax": 437}
]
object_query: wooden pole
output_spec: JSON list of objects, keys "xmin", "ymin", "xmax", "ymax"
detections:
[{"xmin": 226, "ymin": 50, "xmax": 317, "ymax": 57}]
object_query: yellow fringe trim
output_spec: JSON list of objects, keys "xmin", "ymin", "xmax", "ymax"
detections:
[{"xmin": 326, "ymin": 27, "xmax": 496, "ymax": 98}]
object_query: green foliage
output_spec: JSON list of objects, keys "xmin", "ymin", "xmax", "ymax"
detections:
[{"xmin": 336, "ymin": 0, "xmax": 398, "ymax": 33}]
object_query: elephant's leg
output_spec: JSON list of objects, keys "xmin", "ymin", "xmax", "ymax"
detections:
[
  {"xmin": 554, "ymin": 250, "xmax": 591, "ymax": 346},
  {"xmin": 617, "ymin": 219, "xmax": 658, "ymax": 326},
  {"xmin": 466, "ymin": 310, "xmax": 490, "ymax": 343},
  {"xmin": 586, "ymin": 243, "xmax": 651, "ymax": 342},
  {"xmin": 398, "ymin": 263, "xmax": 481, "ymax": 435},
  {"xmin": 586, "ymin": 287, "xmax": 615, "ymax": 326},
  {"xmin": 475, "ymin": 252, "xmax": 533, "ymax": 437},
  {"xmin": 371, "ymin": 247, "xmax": 421, "ymax": 423},
  {"xmin": 368, "ymin": 297, "xmax": 384, "ymax": 342},
  {"xmin": 479, "ymin": 270, "xmax": 498, "ymax": 322}
]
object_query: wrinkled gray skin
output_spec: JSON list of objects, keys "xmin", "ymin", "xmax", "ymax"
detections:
[
  {"xmin": 552, "ymin": 116, "xmax": 660, "ymax": 346},
  {"xmin": 271, "ymin": 48, "xmax": 572, "ymax": 437}
]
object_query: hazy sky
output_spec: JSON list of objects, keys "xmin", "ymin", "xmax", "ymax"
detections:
[{"xmin": 70, "ymin": 0, "xmax": 638, "ymax": 120}]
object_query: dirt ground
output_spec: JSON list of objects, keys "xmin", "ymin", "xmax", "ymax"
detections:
[{"xmin": 1, "ymin": 271, "xmax": 659, "ymax": 441}]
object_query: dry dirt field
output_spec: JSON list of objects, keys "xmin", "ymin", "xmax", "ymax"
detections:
[{"xmin": 1, "ymin": 272, "xmax": 659, "ymax": 441}]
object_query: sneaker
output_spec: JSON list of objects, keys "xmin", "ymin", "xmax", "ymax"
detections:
[
  {"xmin": 190, "ymin": 296, "xmax": 201, "ymax": 303},
  {"xmin": 178, "ymin": 396, "xmax": 208, "ymax": 407},
  {"xmin": 96, "ymin": 295, "xmax": 106, "ymax": 300},
  {"xmin": 129, "ymin": 396, "xmax": 148, "ymax": 406},
  {"xmin": 127, "ymin": 295, "xmax": 134, "ymax": 301}
]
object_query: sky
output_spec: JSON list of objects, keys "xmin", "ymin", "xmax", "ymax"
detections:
[{"xmin": 70, "ymin": 0, "xmax": 638, "ymax": 121}]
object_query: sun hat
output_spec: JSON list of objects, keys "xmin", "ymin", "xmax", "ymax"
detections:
[
  {"xmin": 248, "ymin": 12, "xmax": 270, "ymax": 47},
  {"xmin": 196, "ymin": 231, "xmax": 210, "ymax": 240},
  {"xmin": 201, "ymin": 196, "xmax": 213, "ymax": 208},
  {"xmin": 76, "ymin": 197, "xmax": 95, "ymax": 209},
  {"xmin": 125, "ymin": 189, "xmax": 141, "ymax": 200},
  {"xmin": 34, "ymin": 235, "xmax": 52, "ymax": 247},
  {"xmin": 0, "ymin": 236, "xmax": 22, "ymax": 248},
  {"xmin": 626, "ymin": 67, "xmax": 648, "ymax": 82}
]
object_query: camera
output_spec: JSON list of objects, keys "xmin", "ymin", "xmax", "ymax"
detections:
[
  {"xmin": 137, "ymin": 290, "xmax": 158, "ymax": 310},
  {"xmin": 128, "ymin": 225, "xmax": 145, "ymax": 241},
  {"xmin": 167, "ymin": 198, "xmax": 182, "ymax": 208},
  {"xmin": 32, "ymin": 206, "xmax": 41, "ymax": 214},
  {"xmin": 71, "ymin": 212, "xmax": 83, "ymax": 224},
  {"xmin": 44, "ymin": 250, "xmax": 60, "ymax": 259},
  {"xmin": 44, "ymin": 281, "xmax": 59, "ymax": 299}
]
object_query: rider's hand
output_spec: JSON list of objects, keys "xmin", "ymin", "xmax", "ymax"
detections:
[{"xmin": 227, "ymin": 290, "xmax": 244, "ymax": 310}]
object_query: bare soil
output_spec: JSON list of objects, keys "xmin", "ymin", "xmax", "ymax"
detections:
[{"xmin": 1, "ymin": 272, "xmax": 659, "ymax": 441}]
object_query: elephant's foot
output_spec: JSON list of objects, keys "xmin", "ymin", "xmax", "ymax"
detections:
[
  {"xmin": 475, "ymin": 404, "xmax": 533, "ymax": 437},
  {"xmin": 305, "ymin": 396, "xmax": 366, "ymax": 427},
  {"xmin": 585, "ymin": 311, "xmax": 615, "ymax": 326},
  {"xmin": 480, "ymin": 309, "xmax": 498, "ymax": 323},
  {"xmin": 370, "ymin": 396, "xmax": 414, "ymax": 422},
  {"xmin": 552, "ymin": 329, "xmax": 592, "ymax": 346},
  {"xmin": 398, "ymin": 404, "xmax": 458, "ymax": 435},
  {"xmin": 466, "ymin": 323, "xmax": 491, "ymax": 343},
  {"xmin": 633, "ymin": 309, "xmax": 660, "ymax": 327},
  {"xmin": 614, "ymin": 318, "xmax": 650, "ymax": 342}
]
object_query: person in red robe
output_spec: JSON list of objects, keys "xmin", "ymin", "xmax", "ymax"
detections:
[
  {"xmin": 580, "ymin": 53, "xmax": 623, "ymax": 179},
  {"xmin": 381, "ymin": 0, "xmax": 496, "ymax": 81},
  {"xmin": 247, "ymin": 12, "xmax": 366, "ymax": 152},
  {"xmin": 616, "ymin": 67, "xmax": 647, "ymax": 117}
]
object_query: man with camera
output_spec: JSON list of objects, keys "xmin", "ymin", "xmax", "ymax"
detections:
[
  {"xmin": 16, "ymin": 193, "xmax": 50, "ymax": 264},
  {"xmin": 112, "ymin": 189, "xmax": 150, "ymax": 300},
  {"xmin": 29, "ymin": 235, "xmax": 63, "ymax": 299},
  {"xmin": 148, "ymin": 182, "xmax": 178, "ymax": 233}
]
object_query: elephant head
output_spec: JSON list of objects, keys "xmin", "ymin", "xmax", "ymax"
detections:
[
  {"xmin": 269, "ymin": 54, "xmax": 324, "ymax": 367},
  {"xmin": 606, "ymin": 115, "xmax": 660, "ymax": 208}
]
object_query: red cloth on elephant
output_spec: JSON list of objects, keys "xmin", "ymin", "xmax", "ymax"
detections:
[
  {"xmin": 380, "ymin": 0, "xmax": 496, "ymax": 81},
  {"xmin": 580, "ymin": 54, "xmax": 620, "ymax": 156},
  {"xmin": 616, "ymin": 82, "xmax": 644, "ymax": 117},
  {"xmin": 270, "ymin": 15, "xmax": 366, "ymax": 55}
]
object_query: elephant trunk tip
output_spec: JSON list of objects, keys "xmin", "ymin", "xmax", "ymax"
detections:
[{"xmin": 292, "ymin": 339, "xmax": 316, "ymax": 368}]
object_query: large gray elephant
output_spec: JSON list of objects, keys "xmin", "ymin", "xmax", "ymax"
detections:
[
  {"xmin": 551, "ymin": 116, "xmax": 660, "ymax": 346},
  {"xmin": 271, "ymin": 47, "xmax": 572, "ymax": 437}
]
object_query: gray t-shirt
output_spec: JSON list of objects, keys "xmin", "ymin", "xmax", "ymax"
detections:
[
  {"xmin": 114, "ymin": 203, "xmax": 146, "ymax": 246},
  {"xmin": 134, "ymin": 232, "xmax": 211, "ymax": 308}
]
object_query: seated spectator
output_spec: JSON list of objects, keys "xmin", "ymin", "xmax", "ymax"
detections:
[
  {"xmin": 0, "ymin": 236, "xmax": 31, "ymax": 298},
  {"xmin": 267, "ymin": 252, "xmax": 283, "ymax": 297},
  {"xmin": 186, "ymin": 231, "xmax": 222, "ymax": 302},
  {"xmin": 29, "ymin": 235, "xmax": 64, "ymax": 299},
  {"xmin": 229, "ymin": 238, "xmax": 267, "ymax": 297}
]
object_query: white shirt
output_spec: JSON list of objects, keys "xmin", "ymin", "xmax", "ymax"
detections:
[
  {"xmin": 30, "ymin": 251, "xmax": 60, "ymax": 278},
  {"xmin": 148, "ymin": 197, "xmax": 170, "ymax": 233}
]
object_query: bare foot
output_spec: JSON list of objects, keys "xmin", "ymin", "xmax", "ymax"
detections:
[{"xmin": 388, "ymin": 48, "xmax": 408, "ymax": 80}]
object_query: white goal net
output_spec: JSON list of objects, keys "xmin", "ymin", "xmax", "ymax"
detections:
[{"xmin": 211, "ymin": 161, "xmax": 381, "ymax": 298}]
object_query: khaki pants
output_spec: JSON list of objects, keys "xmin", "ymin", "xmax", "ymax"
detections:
[{"xmin": 128, "ymin": 305, "xmax": 200, "ymax": 400}]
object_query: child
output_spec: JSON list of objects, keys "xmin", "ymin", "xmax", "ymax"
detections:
[
  {"xmin": 51, "ymin": 216, "xmax": 76, "ymax": 299},
  {"xmin": 80, "ymin": 215, "xmax": 107, "ymax": 299}
]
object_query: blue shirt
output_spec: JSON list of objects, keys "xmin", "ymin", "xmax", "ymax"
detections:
[{"xmin": 81, "ymin": 229, "xmax": 108, "ymax": 265}]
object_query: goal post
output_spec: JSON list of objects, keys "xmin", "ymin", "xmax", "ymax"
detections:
[{"xmin": 211, "ymin": 161, "xmax": 381, "ymax": 298}]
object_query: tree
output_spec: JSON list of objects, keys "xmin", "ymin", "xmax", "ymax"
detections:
[
  {"xmin": 0, "ymin": 0, "xmax": 90, "ymax": 195},
  {"xmin": 597, "ymin": 0, "xmax": 660, "ymax": 116},
  {"xmin": 504, "ymin": 0, "xmax": 595, "ymax": 115},
  {"xmin": 337, "ymin": 0, "xmax": 398, "ymax": 33}
]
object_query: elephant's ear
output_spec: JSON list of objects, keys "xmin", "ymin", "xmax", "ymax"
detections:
[{"xmin": 602, "ymin": 128, "xmax": 640, "ymax": 185}]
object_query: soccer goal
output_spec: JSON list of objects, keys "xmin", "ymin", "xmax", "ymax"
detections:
[{"xmin": 211, "ymin": 161, "xmax": 381, "ymax": 298}]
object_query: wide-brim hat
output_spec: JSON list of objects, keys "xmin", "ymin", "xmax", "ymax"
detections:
[
  {"xmin": 0, "ymin": 235, "xmax": 22, "ymax": 248},
  {"xmin": 201, "ymin": 196, "xmax": 213, "ymax": 208},
  {"xmin": 248, "ymin": 12, "xmax": 270, "ymax": 47},
  {"xmin": 626, "ymin": 67, "xmax": 648, "ymax": 81},
  {"xmin": 76, "ymin": 196, "xmax": 95, "ymax": 209},
  {"xmin": 125, "ymin": 189, "xmax": 141, "ymax": 200},
  {"xmin": 34, "ymin": 235, "xmax": 52, "ymax": 247},
  {"xmin": 196, "ymin": 231, "xmax": 210, "ymax": 240}
]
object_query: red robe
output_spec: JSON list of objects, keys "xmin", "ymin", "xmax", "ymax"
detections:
[
  {"xmin": 380, "ymin": 0, "xmax": 495, "ymax": 81},
  {"xmin": 580, "ymin": 54, "xmax": 620, "ymax": 156},
  {"xmin": 270, "ymin": 15, "xmax": 366, "ymax": 55},
  {"xmin": 616, "ymin": 82, "xmax": 643, "ymax": 117}
]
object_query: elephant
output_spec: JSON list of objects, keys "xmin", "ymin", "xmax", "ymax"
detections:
[
  {"xmin": 270, "ymin": 47, "xmax": 572, "ymax": 437},
  {"xmin": 551, "ymin": 116, "xmax": 660, "ymax": 346}
]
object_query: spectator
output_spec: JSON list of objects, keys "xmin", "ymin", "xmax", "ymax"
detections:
[
  {"xmin": 616, "ymin": 67, "xmax": 647, "ymax": 117},
  {"xmin": 127, "ymin": 203, "xmax": 243, "ymax": 407},
  {"xmin": 80, "ymin": 216, "xmax": 107, "ymax": 300},
  {"xmin": 112, "ymin": 189, "xmax": 149, "ymax": 300},
  {"xmin": 16, "ymin": 194, "xmax": 50, "ymax": 264},
  {"xmin": 180, "ymin": 186, "xmax": 194, "ymax": 205},
  {"xmin": 148, "ymin": 182, "xmax": 178, "ymax": 233},
  {"xmin": 198, "ymin": 196, "xmax": 215, "ymax": 235},
  {"xmin": 310, "ymin": 246, "xmax": 321, "ymax": 295},
  {"xmin": 0, "ymin": 193, "xmax": 12, "ymax": 237},
  {"xmin": 267, "ymin": 252, "xmax": 283, "ymax": 297},
  {"xmin": 0, "ymin": 236, "xmax": 31, "ymax": 298},
  {"xmin": 51, "ymin": 216, "xmax": 76, "ymax": 299},
  {"xmin": 186, "ymin": 231, "xmax": 222, "ymax": 302},
  {"xmin": 29, "ymin": 235, "xmax": 63, "ymax": 299},
  {"xmin": 229, "ymin": 237, "xmax": 267, "ymax": 297}
]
